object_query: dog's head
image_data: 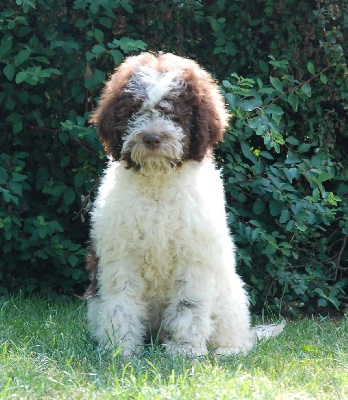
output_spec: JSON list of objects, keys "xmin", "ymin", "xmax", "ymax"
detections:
[{"xmin": 90, "ymin": 52, "xmax": 230, "ymax": 174}]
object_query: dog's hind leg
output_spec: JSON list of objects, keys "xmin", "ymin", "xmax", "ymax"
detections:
[{"xmin": 209, "ymin": 275, "xmax": 254, "ymax": 355}]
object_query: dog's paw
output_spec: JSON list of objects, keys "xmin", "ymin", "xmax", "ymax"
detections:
[
  {"xmin": 97, "ymin": 338, "xmax": 143, "ymax": 357},
  {"xmin": 214, "ymin": 338, "xmax": 254, "ymax": 357},
  {"xmin": 164, "ymin": 341, "xmax": 208, "ymax": 357},
  {"xmin": 214, "ymin": 346, "xmax": 249, "ymax": 357}
]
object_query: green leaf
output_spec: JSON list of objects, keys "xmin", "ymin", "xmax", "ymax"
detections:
[
  {"xmin": 318, "ymin": 298, "xmax": 328, "ymax": 307},
  {"xmin": 8, "ymin": 180, "xmax": 22, "ymax": 196},
  {"xmin": 48, "ymin": 220, "xmax": 63, "ymax": 233},
  {"xmin": 298, "ymin": 143, "xmax": 311, "ymax": 153},
  {"xmin": 15, "ymin": 71, "xmax": 28, "ymax": 84},
  {"xmin": 29, "ymin": 95, "xmax": 43, "ymax": 105},
  {"xmin": 7, "ymin": 112, "xmax": 21, "ymax": 123},
  {"xmin": 93, "ymin": 29, "xmax": 104, "ymax": 43},
  {"xmin": 265, "ymin": 103, "xmax": 284, "ymax": 116},
  {"xmin": 241, "ymin": 141, "xmax": 258, "ymax": 163},
  {"xmin": 0, "ymin": 167, "xmax": 8, "ymax": 184},
  {"xmin": 287, "ymin": 93, "xmax": 298, "ymax": 111},
  {"xmin": 307, "ymin": 61, "xmax": 315, "ymax": 75},
  {"xmin": 120, "ymin": 0, "xmax": 133, "ymax": 13},
  {"xmin": 286, "ymin": 220, "xmax": 295, "ymax": 231},
  {"xmin": 301, "ymin": 83, "xmax": 312, "ymax": 97},
  {"xmin": 1, "ymin": 189, "xmax": 19, "ymax": 205},
  {"xmin": 45, "ymin": 68, "xmax": 61, "ymax": 76},
  {"xmin": 324, "ymin": 192, "xmax": 340, "ymax": 206},
  {"xmin": 92, "ymin": 45, "xmax": 105, "ymax": 55},
  {"xmin": 109, "ymin": 49, "xmax": 123, "ymax": 64},
  {"xmin": 59, "ymin": 132, "xmax": 69, "ymax": 144},
  {"xmin": 3, "ymin": 64, "xmax": 15, "ymax": 81},
  {"xmin": 312, "ymin": 189, "xmax": 320, "ymax": 202},
  {"xmin": 72, "ymin": 268, "xmax": 83, "ymax": 280},
  {"xmin": 85, "ymin": 69, "xmax": 106, "ymax": 90},
  {"xmin": 211, "ymin": 18, "xmax": 225, "ymax": 32},
  {"xmin": 64, "ymin": 188, "xmax": 76, "ymax": 206},
  {"xmin": 225, "ymin": 41, "xmax": 237, "ymax": 56},
  {"xmin": 259, "ymin": 60, "xmax": 268, "ymax": 73},
  {"xmin": 16, "ymin": 25, "xmax": 32, "ymax": 37},
  {"xmin": 68, "ymin": 254, "xmax": 79, "ymax": 267},
  {"xmin": 99, "ymin": 17, "xmax": 112, "ymax": 29},
  {"xmin": 270, "ymin": 76, "xmax": 283, "ymax": 92},
  {"xmin": 320, "ymin": 74, "xmax": 328, "ymax": 84},
  {"xmin": 13, "ymin": 120, "xmax": 23, "ymax": 134},
  {"xmin": 285, "ymin": 151, "xmax": 301, "ymax": 164},
  {"xmin": 37, "ymin": 226, "xmax": 47, "ymax": 239},
  {"xmin": 317, "ymin": 172, "xmax": 334, "ymax": 183},
  {"xmin": 249, "ymin": 220, "xmax": 262, "ymax": 228},
  {"xmin": 240, "ymin": 98, "xmax": 262, "ymax": 111},
  {"xmin": 74, "ymin": 170, "xmax": 86, "ymax": 188},
  {"xmin": 311, "ymin": 151, "xmax": 325, "ymax": 167},
  {"xmin": 260, "ymin": 178, "xmax": 271, "ymax": 187},
  {"xmin": 285, "ymin": 136, "xmax": 300, "ymax": 145},
  {"xmin": 269, "ymin": 200, "xmax": 283, "ymax": 216},
  {"xmin": 280, "ymin": 209, "xmax": 290, "ymax": 223},
  {"xmin": 260, "ymin": 151, "xmax": 274, "ymax": 160},
  {"xmin": 61, "ymin": 156, "xmax": 70, "ymax": 168},
  {"xmin": 14, "ymin": 49, "xmax": 32, "ymax": 65},
  {"xmin": 5, "ymin": 98, "xmax": 15, "ymax": 110},
  {"xmin": 253, "ymin": 200, "xmax": 265, "ymax": 215},
  {"xmin": 284, "ymin": 167, "xmax": 299, "ymax": 182},
  {"xmin": 11, "ymin": 173, "xmax": 27, "ymax": 182},
  {"xmin": 0, "ymin": 35, "xmax": 13, "ymax": 54}
]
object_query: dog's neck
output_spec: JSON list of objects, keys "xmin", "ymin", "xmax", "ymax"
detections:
[{"xmin": 118, "ymin": 158, "xmax": 208, "ymax": 189}]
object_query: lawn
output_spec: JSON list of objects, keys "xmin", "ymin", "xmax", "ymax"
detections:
[{"xmin": 0, "ymin": 295, "xmax": 347, "ymax": 399}]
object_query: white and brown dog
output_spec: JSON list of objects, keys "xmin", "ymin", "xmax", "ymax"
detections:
[{"xmin": 85, "ymin": 52, "xmax": 284, "ymax": 356}]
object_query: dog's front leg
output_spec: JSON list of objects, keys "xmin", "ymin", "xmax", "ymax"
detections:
[
  {"xmin": 162, "ymin": 275, "xmax": 213, "ymax": 357},
  {"xmin": 88, "ymin": 268, "xmax": 147, "ymax": 355}
]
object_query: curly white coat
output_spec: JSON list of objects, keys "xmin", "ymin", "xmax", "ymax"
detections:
[{"xmin": 86, "ymin": 56, "xmax": 284, "ymax": 356}]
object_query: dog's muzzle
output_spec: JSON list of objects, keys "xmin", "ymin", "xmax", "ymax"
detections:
[{"xmin": 143, "ymin": 133, "xmax": 162, "ymax": 150}]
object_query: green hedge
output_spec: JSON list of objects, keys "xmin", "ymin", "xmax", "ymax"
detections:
[{"xmin": 1, "ymin": 0, "xmax": 347, "ymax": 314}]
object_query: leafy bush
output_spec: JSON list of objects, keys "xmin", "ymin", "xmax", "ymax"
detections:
[
  {"xmin": 206, "ymin": 0, "xmax": 348, "ymax": 314},
  {"xmin": 0, "ymin": 0, "xmax": 143, "ymax": 294},
  {"xmin": 220, "ymin": 71, "xmax": 347, "ymax": 314},
  {"xmin": 1, "ymin": 0, "xmax": 347, "ymax": 313}
]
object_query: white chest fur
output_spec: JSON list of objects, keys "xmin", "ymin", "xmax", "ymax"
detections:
[{"xmin": 91, "ymin": 160, "xmax": 231, "ymax": 302}]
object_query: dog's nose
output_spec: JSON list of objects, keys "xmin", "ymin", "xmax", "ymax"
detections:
[{"xmin": 143, "ymin": 133, "xmax": 162, "ymax": 149}]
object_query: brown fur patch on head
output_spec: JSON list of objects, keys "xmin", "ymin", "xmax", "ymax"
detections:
[
  {"xmin": 89, "ymin": 52, "xmax": 230, "ymax": 163},
  {"xmin": 156, "ymin": 53, "xmax": 230, "ymax": 162}
]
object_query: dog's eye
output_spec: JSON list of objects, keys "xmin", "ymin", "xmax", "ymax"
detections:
[{"xmin": 158, "ymin": 100, "xmax": 173, "ymax": 112}]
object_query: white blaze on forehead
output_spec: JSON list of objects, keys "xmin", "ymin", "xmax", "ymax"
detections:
[{"xmin": 125, "ymin": 66, "xmax": 185, "ymax": 108}]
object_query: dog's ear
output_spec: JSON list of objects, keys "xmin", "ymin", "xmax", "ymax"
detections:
[
  {"xmin": 184, "ymin": 68, "xmax": 230, "ymax": 162},
  {"xmin": 89, "ymin": 88, "xmax": 135, "ymax": 161},
  {"xmin": 89, "ymin": 53, "xmax": 157, "ymax": 160},
  {"xmin": 89, "ymin": 71, "xmax": 135, "ymax": 160}
]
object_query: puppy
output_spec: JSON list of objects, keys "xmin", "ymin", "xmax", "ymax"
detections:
[{"xmin": 85, "ymin": 52, "xmax": 284, "ymax": 356}]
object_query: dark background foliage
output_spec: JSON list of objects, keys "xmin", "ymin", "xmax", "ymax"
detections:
[{"xmin": 1, "ymin": 0, "xmax": 347, "ymax": 315}]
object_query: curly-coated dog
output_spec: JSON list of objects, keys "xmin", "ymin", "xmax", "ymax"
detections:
[{"xmin": 85, "ymin": 52, "xmax": 284, "ymax": 356}]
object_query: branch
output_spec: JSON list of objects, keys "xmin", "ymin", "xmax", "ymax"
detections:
[{"xmin": 333, "ymin": 234, "xmax": 348, "ymax": 281}]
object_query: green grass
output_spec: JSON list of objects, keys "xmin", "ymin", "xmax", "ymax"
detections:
[{"xmin": 0, "ymin": 295, "xmax": 347, "ymax": 399}]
